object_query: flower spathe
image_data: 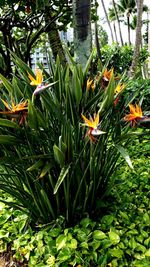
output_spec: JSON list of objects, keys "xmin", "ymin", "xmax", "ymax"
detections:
[
  {"xmin": 81, "ymin": 112, "xmax": 105, "ymax": 142},
  {"xmin": 124, "ymin": 104, "xmax": 143, "ymax": 127},
  {"xmin": 0, "ymin": 99, "xmax": 28, "ymax": 125},
  {"xmin": 86, "ymin": 78, "xmax": 95, "ymax": 92},
  {"xmin": 0, "ymin": 99, "xmax": 28, "ymax": 114},
  {"xmin": 28, "ymin": 69, "xmax": 53, "ymax": 96},
  {"xmin": 114, "ymin": 83, "xmax": 125, "ymax": 94},
  {"xmin": 28, "ymin": 69, "xmax": 43, "ymax": 86},
  {"xmin": 103, "ymin": 68, "xmax": 114, "ymax": 82}
]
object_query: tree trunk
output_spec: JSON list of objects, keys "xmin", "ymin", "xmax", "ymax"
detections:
[
  {"xmin": 94, "ymin": 0, "xmax": 101, "ymax": 60},
  {"xmin": 129, "ymin": 0, "xmax": 144, "ymax": 77},
  {"xmin": 127, "ymin": 13, "xmax": 131, "ymax": 45},
  {"xmin": 73, "ymin": 0, "xmax": 92, "ymax": 67},
  {"xmin": 101, "ymin": 0, "xmax": 114, "ymax": 43},
  {"xmin": 112, "ymin": 0, "xmax": 124, "ymax": 45},
  {"xmin": 44, "ymin": 10, "xmax": 66, "ymax": 65},
  {"xmin": 113, "ymin": 22, "xmax": 118, "ymax": 43},
  {"xmin": 148, "ymin": 8, "xmax": 150, "ymax": 78}
]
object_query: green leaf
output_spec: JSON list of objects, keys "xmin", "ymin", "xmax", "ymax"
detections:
[
  {"xmin": 0, "ymin": 135, "xmax": 18, "ymax": 144},
  {"xmin": 56, "ymin": 234, "xmax": 67, "ymax": 251},
  {"xmin": 53, "ymin": 165, "xmax": 70, "ymax": 194},
  {"xmin": 73, "ymin": 68, "xmax": 82, "ymax": 105},
  {"xmin": 83, "ymin": 49, "xmax": 95, "ymax": 76},
  {"xmin": 39, "ymin": 162, "xmax": 51, "ymax": 179},
  {"xmin": 27, "ymin": 159, "xmax": 43, "ymax": 172},
  {"xmin": 101, "ymin": 215, "xmax": 114, "ymax": 226},
  {"xmin": 53, "ymin": 144, "xmax": 65, "ymax": 167},
  {"xmin": 145, "ymin": 249, "xmax": 150, "ymax": 257},
  {"xmin": 108, "ymin": 231, "xmax": 120, "ymax": 245},
  {"xmin": 68, "ymin": 238, "xmax": 78, "ymax": 249},
  {"xmin": 49, "ymin": 228, "xmax": 61, "ymax": 238},
  {"xmin": 143, "ymin": 213, "xmax": 150, "ymax": 223},
  {"xmin": 115, "ymin": 144, "xmax": 133, "ymax": 169},
  {"xmin": 0, "ymin": 119, "xmax": 19, "ymax": 129},
  {"xmin": 0, "ymin": 74, "xmax": 13, "ymax": 93},
  {"xmin": 109, "ymin": 248, "xmax": 123, "ymax": 258},
  {"xmin": 57, "ymin": 247, "xmax": 71, "ymax": 262},
  {"xmin": 28, "ymin": 100, "xmax": 38, "ymax": 129},
  {"xmin": 0, "ymin": 230, "xmax": 9, "ymax": 238},
  {"xmin": 93, "ymin": 230, "xmax": 107, "ymax": 240}
]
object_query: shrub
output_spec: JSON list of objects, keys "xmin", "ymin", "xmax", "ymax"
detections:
[{"xmin": 0, "ymin": 52, "xmax": 148, "ymax": 225}]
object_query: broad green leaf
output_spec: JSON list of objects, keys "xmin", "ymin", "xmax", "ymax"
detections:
[
  {"xmin": 68, "ymin": 238, "xmax": 78, "ymax": 249},
  {"xmin": 57, "ymin": 247, "xmax": 71, "ymax": 262},
  {"xmin": 56, "ymin": 234, "xmax": 67, "ymax": 251},
  {"xmin": 93, "ymin": 230, "xmax": 107, "ymax": 240},
  {"xmin": 145, "ymin": 249, "xmax": 150, "ymax": 257},
  {"xmin": 115, "ymin": 144, "xmax": 133, "ymax": 169},
  {"xmin": 109, "ymin": 248, "xmax": 123, "ymax": 258},
  {"xmin": 0, "ymin": 119, "xmax": 19, "ymax": 128},
  {"xmin": 101, "ymin": 215, "xmax": 114, "ymax": 226},
  {"xmin": 90, "ymin": 241, "xmax": 101, "ymax": 250},
  {"xmin": 143, "ymin": 213, "xmax": 150, "ymax": 223},
  {"xmin": 80, "ymin": 241, "xmax": 88, "ymax": 249},
  {"xmin": 49, "ymin": 228, "xmax": 61, "ymax": 238},
  {"xmin": 0, "ymin": 230, "xmax": 9, "ymax": 238},
  {"xmin": 108, "ymin": 231, "xmax": 120, "ymax": 245},
  {"xmin": 53, "ymin": 165, "xmax": 70, "ymax": 194}
]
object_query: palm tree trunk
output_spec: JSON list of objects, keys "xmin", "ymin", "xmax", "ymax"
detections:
[
  {"xmin": 113, "ymin": 22, "xmax": 118, "ymax": 43},
  {"xmin": 127, "ymin": 13, "xmax": 131, "ymax": 45},
  {"xmin": 73, "ymin": 0, "xmax": 92, "ymax": 67},
  {"xmin": 112, "ymin": 0, "xmax": 124, "ymax": 45},
  {"xmin": 148, "ymin": 8, "xmax": 150, "ymax": 78},
  {"xmin": 101, "ymin": 0, "xmax": 114, "ymax": 43},
  {"xmin": 44, "ymin": 10, "xmax": 66, "ymax": 65},
  {"xmin": 129, "ymin": 0, "xmax": 144, "ymax": 77},
  {"xmin": 95, "ymin": 0, "xmax": 101, "ymax": 60}
]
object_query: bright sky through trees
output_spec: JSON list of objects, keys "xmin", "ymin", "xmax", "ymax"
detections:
[{"xmin": 98, "ymin": 0, "xmax": 149, "ymax": 44}]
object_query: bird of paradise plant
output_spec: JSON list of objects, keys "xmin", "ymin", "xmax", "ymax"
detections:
[{"xmin": 0, "ymin": 52, "xmax": 148, "ymax": 225}]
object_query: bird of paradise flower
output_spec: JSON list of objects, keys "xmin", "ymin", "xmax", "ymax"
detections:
[
  {"xmin": 0, "ymin": 99, "xmax": 28, "ymax": 125},
  {"xmin": 28, "ymin": 68, "xmax": 57, "ymax": 96},
  {"xmin": 123, "ymin": 104, "xmax": 144, "ymax": 127},
  {"xmin": 81, "ymin": 112, "xmax": 105, "ymax": 142}
]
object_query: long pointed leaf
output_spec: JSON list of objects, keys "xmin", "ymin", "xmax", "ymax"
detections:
[
  {"xmin": 115, "ymin": 144, "xmax": 133, "ymax": 169},
  {"xmin": 54, "ymin": 165, "xmax": 70, "ymax": 194}
]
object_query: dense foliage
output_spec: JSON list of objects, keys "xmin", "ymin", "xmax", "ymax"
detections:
[
  {"xmin": 101, "ymin": 44, "xmax": 148, "ymax": 73},
  {"xmin": 0, "ymin": 138, "xmax": 149, "ymax": 266},
  {"xmin": 0, "ymin": 51, "xmax": 147, "ymax": 224}
]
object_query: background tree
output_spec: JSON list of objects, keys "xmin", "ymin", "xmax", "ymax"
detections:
[
  {"xmin": 101, "ymin": 0, "xmax": 115, "ymax": 43},
  {"xmin": 129, "ymin": 0, "xmax": 144, "ymax": 76},
  {"xmin": 0, "ymin": 0, "xmax": 72, "ymax": 75},
  {"xmin": 112, "ymin": 0, "xmax": 124, "ymax": 45},
  {"xmin": 116, "ymin": 0, "xmax": 137, "ymax": 45},
  {"xmin": 73, "ymin": 0, "xmax": 92, "ymax": 67}
]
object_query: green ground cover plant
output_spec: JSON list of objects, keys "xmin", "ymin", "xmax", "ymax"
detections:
[{"xmin": 0, "ymin": 138, "xmax": 149, "ymax": 267}]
